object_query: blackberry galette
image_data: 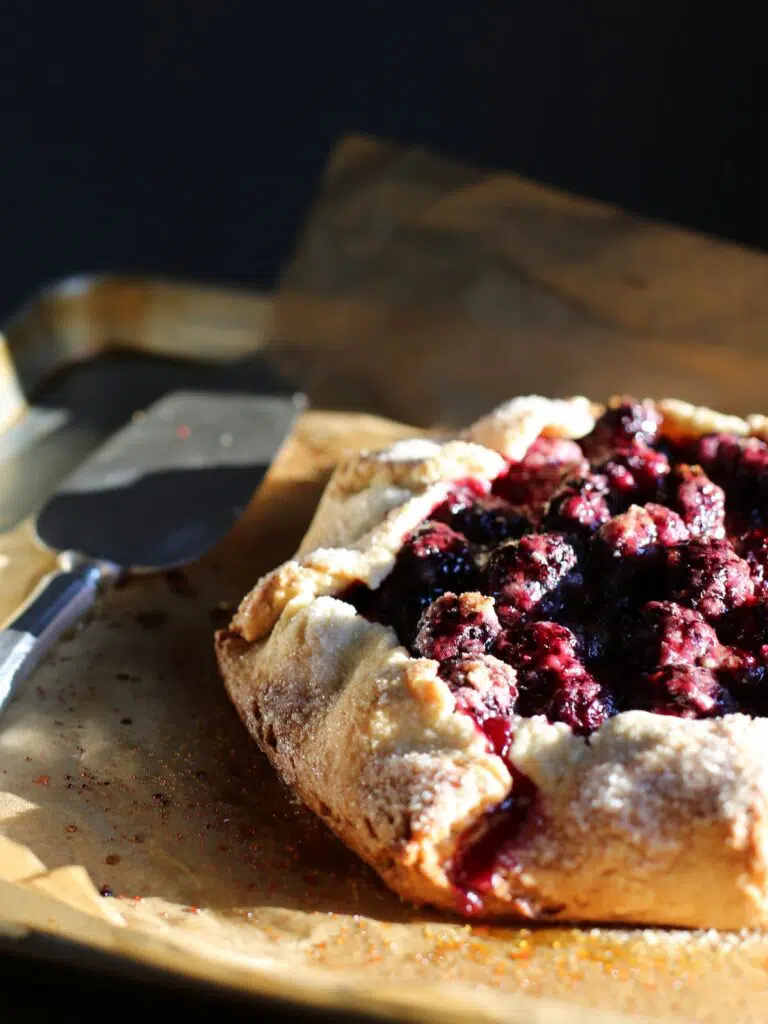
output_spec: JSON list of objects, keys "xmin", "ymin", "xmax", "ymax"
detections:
[{"xmin": 216, "ymin": 396, "xmax": 768, "ymax": 928}]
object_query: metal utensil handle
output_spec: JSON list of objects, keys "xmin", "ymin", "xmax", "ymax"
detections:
[{"xmin": 0, "ymin": 557, "xmax": 116, "ymax": 714}]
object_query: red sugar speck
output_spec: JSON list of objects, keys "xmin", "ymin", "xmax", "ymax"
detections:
[
  {"xmin": 66, "ymin": 824, "xmax": 78, "ymax": 833},
  {"xmin": 34, "ymin": 775, "xmax": 50, "ymax": 786}
]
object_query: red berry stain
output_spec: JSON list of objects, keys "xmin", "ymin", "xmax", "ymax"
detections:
[{"xmin": 450, "ymin": 766, "xmax": 540, "ymax": 915}]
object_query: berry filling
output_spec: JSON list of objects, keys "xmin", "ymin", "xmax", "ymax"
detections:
[
  {"xmin": 414, "ymin": 593, "xmax": 501, "ymax": 661},
  {"xmin": 667, "ymin": 539, "xmax": 754, "ymax": 620},
  {"xmin": 491, "ymin": 436, "xmax": 587, "ymax": 523},
  {"xmin": 594, "ymin": 445, "xmax": 670, "ymax": 508},
  {"xmin": 692, "ymin": 433, "xmax": 768, "ymax": 532},
  {"xmin": 347, "ymin": 397, "xmax": 768, "ymax": 731},
  {"xmin": 668, "ymin": 464, "xmax": 726, "ymax": 539},
  {"xmin": 342, "ymin": 397, "xmax": 768, "ymax": 910},
  {"xmin": 543, "ymin": 473, "xmax": 612, "ymax": 536},
  {"xmin": 431, "ymin": 486, "xmax": 530, "ymax": 546},
  {"xmin": 737, "ymin": 529, "xmax": 768, "ymax": 597},
  {"xmin": 351, "ymin": 520, "xmax": 479, "ymax": 646},
  {"xmin": 439, "ymin": 654, "xmax": 519, "ymax": 731},
  {"xmin": 486, "ymin": 534, "xmax": 581, "ymax": 627}
]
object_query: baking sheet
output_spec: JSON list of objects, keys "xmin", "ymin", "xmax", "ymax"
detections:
[{"xmin": 4, "ymin": 133, "xmax": 768, "ymax": 1022}]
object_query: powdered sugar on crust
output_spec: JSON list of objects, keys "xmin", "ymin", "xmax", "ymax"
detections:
[
  {"xmin": 299, "ymin": 441, "xmax": 506, "ymax": 554},
  {"xmin": 377, "ymin": 439, "xmax": 445, "ymax": 462},
  {"xmin": 510, "ymin": 713, "xmax": 768, "ymax": 853},
  {"xmin": 501, "ymin": 713, "xmax": 768, "ymax": 925}
]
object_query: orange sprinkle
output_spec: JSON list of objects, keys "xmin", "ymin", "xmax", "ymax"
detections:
[{"xmin": 34, "ymin": 775, "xmax": 50, "ymax": 786}]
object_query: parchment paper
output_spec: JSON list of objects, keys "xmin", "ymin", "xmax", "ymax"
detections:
[
  {"xmin": 5, "ymin": 134, "xmax": 768, "ymax": 1023},
  {"xmin": 0, "ymin": 409, "xmax": 766, "ymax": 1024},
  {"xmin": 271, "ymin": 136, "xmax": 768, "ymax": 430}
]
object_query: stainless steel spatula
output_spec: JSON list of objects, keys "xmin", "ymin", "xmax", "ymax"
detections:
[{"xmin": 0, "ymin": 390, "xmax": 304, "ymax": 712}]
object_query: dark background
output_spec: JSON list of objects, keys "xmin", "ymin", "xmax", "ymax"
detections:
[{"xmin": 1, "ymin": 5, "xmax": 767, "ymax": 321}]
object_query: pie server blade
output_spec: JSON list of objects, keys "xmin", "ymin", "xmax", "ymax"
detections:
[{"xmin": 0, "ymin": 390, "xmax": 304, "ymax": 713}]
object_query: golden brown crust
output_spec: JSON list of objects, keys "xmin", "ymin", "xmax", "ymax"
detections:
[
  {"xmin": 216, "ymin": 394, "xmax": 768, "ymax": 928},
  {"xmin": 657, "ymin": 398, "xmax": 750, "ymax": 442},
  {"xmin": 463, "ymin": 395, "xmax": 600, "ymax": 459}
]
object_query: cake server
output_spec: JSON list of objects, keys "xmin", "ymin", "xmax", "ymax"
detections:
[{"xmin": 0, "ymin": 390, "xmax": 304, "ymax": 713}]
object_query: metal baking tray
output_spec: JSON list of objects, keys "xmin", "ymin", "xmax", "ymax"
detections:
[{"xmin": 0, "ymin": 275, "xmax": 293, "ymax": 532}]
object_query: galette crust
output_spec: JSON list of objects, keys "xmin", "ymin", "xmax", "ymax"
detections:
[{"xmin": 216, "ymin": 396, "xmax": 768, "ymax": 928}]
